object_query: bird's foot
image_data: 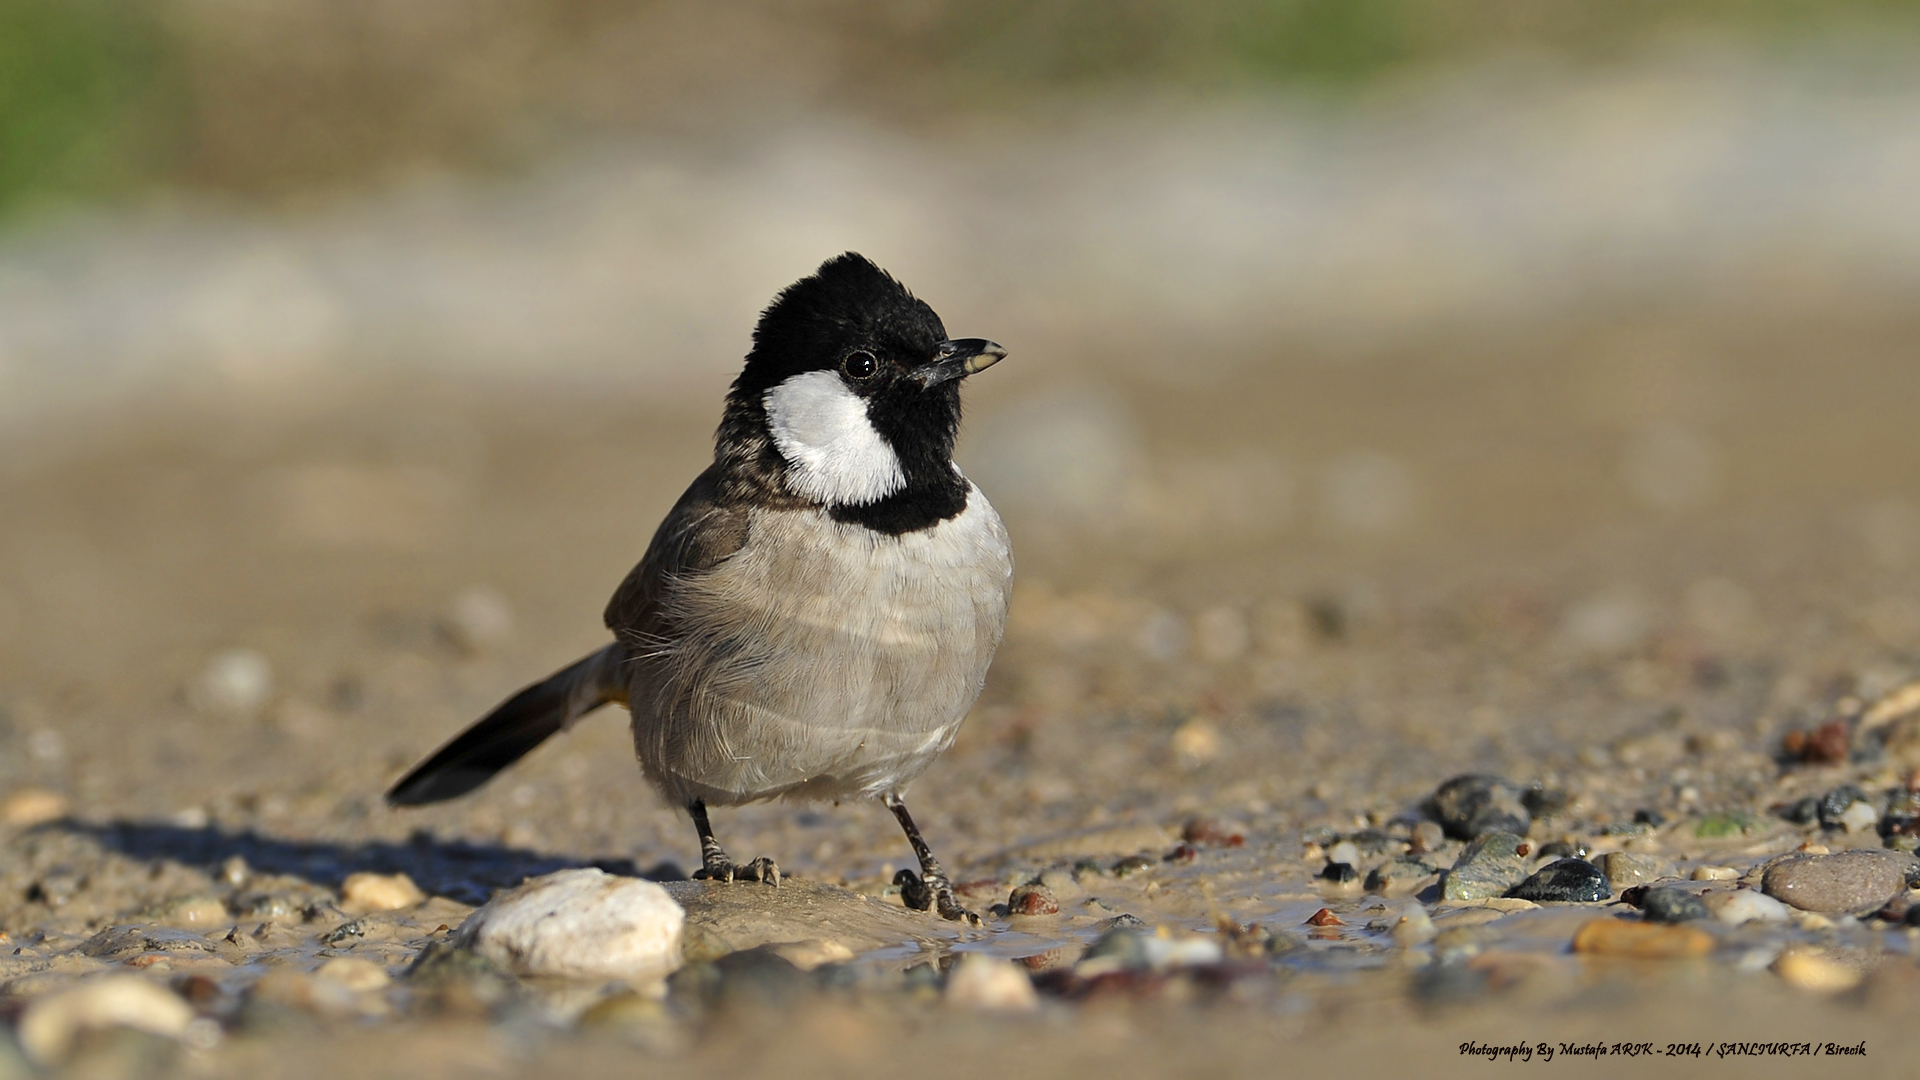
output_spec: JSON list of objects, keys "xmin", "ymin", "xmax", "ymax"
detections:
[
  {"xmin": 894, "ymin": 869, "xmax": 979, "ymax": 926},
  {"xmin": 694, "ymin": 855, "xmax": 782, "ymax": 885}
]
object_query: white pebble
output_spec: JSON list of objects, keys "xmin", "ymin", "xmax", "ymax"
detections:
[
  {"xmin": 454, "ymin": 868, "xmax": 684, "ymax": 984},
  {"xmin": 944, "ymin": 954, "xmax": 1038, "ymax": 1012},
  {"xmin": 1704, "ymin": 888, "xmax": 1791, "ymax": 926},
  {"xmin": 1691, "ymin": 865, "xmax": 1739, "ymax": 881},
  {"xmin": 445, "ymin": 586, "xmax": 514, "ymax": 653},
  {"xmin": 18, "ymin": 976, "xmax": 198, "ymax": 1065},
  {"xmin": 1326, "ymin": 841, "xmax": 1361, "ymax": 867},
  {"xmin": 192, "ymin": 649, "xmax": 273, "ymax": 717},
  {"xmin": 1838, "ymin": 800, "xmax": 1880, "ymax": 834}
]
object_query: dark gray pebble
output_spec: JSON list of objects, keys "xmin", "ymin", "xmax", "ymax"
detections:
[
  {"xmin": 1638, "ymin": 887, "xmax": 1710, "ymax": 923},
  {"xmin": 1366, "ymin": 855, "xmax": 1438, "ymax": 894},
  {"xmin": 1817, "ymin": 784, "xmax": 1874, "ymax": 829},
  {"xmin": 1429, "ymin": 775, "xmax": 1531, "ymax": 841},
  {"xmin": 1320, "ymin": 862, "xmax": 1359, "ymax": 883},
  {"xmin": 1506, "ymin": 858, "xmax": 1610, "ymax": 903}
]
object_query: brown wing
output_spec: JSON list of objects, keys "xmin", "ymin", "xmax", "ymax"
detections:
[{"xmin": 604, "ymin": 465, "xmax": 750, "ymax": 642}]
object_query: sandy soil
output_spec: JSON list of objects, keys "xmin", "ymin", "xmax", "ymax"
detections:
[{"xmin": 6, "ymin": 286, "xmax": 1920, "ymax": 1076}]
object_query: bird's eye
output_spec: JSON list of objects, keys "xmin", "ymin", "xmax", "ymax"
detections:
[{"xmin": 841, "ymin": 351, "xmax": 879, "ymax": 380}]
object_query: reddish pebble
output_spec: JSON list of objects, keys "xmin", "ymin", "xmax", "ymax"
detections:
[
  {"xmin": 1306, "ymin": 908, "xmax": 1344, "ymax": 927},
  {"xmin": 1007, "ymin": 884, "xmax": 1060, "ymax": 916},
  {"xmin": 1181, "ymin": 817, "xmax": 1247, "ymax": 848},
  {"xmin": 1782, "ymin": 719, "xmax": 1849, "ymax": 765},
  {"xmin": 1164, "ymin": 843, "xmax": 1199, "ymax": 864}
]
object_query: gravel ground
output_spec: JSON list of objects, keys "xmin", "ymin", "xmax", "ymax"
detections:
[{"xmin": 7, "ymin": 291, "xmax": 1920, "ymax": 1077}]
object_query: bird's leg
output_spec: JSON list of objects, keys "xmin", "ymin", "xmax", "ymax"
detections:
[
  {"xmin": 884, "ymin": 794, "xmax": 978, "ymax": 925},
  {"xmin": 687, "ymin": 800, "xmax": 780, "ymax": 885}
]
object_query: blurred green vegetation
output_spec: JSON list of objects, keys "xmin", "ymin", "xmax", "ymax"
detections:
[
  {"xmin": 0, "ymin": 0, "xmax": 179, "ymax": 213},
  {"xmin": 2, "ymin": 0, "xmax": 1919, "ymax": 218}
]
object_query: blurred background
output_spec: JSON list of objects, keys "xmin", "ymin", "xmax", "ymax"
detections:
[{"xmin": 9, "ymin": 0, "xmax": 1920, "ymax": 862}]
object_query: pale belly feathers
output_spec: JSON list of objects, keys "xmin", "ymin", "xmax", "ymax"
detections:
[{"xmin": 626, "ymin": 484, "xmax": 1012, "ymax": 806}]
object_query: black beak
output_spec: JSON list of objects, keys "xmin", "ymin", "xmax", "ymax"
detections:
[{"xmin": 912, "ymin": 338, "xmax": 1007, "ymax": 388}]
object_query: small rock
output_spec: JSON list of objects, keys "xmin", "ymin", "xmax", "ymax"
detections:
[
  {"xmin": 1305, "ymin": 908, "xmax": 1344, "ymax": 927},
  {"xmin": 1638, "ymin": 887, "xmax": 1710, "ymax": 923},
  {"xmin": 1507, "ymin": 858, "xmax": 1610, "ymax": 903},
  {"xmin": 765, "ymin": 939, "xmax": 855, "ymax": 970},
  {"xmin": 151, "ymin": 897, "xmax": 228, "ymax": 929},
  {"xmin": 1325, "ymin": 840, "xmax": 1361, "ymax": 866},
  {"xmin": 17, "ymin": 976, "xmax": 199, "ymax": 1065},
  {"xmin": 1701, "ymin": 889, "xmax": 1790, "ymax": 926},
  {"xmin": 191, "ymin": 648, "xmax": 273, "ymax": 717},
  {"xmin": 1536, "ymin": 840, "xmax": 1587, "ymax": 860},
  {"xmin": 1076, "ymin": 928, "xmax": 1223, "ymax": 976},
  {"xmin": 1112, "ymin": 855, "xmax": 1154, "ymax": 877},
  {"xmin": 339, "ymin": 872, "xmax": 427, "ymax": 913},
  {"xmin": 1691, "ymin": 865, "xmax": 1739, "ymax": 881},
  {"xmin": 1169, "ymin": 718, "xmax": 1220, "ymax": 766},
  {"xmin": 1838, "ymin": 801, "xmax": 1880, "ymax": 834},
  {"xmin": 1571, "ymin": 919, "xmax": 1714, "ymax": 959},
  {"xmin": 79, "ymin": 926, "xmax": 214, "ymax": 960},
  {"xmin": 1366, "ymin": 855, "xmax": 1437, "ymax": 895},
  {"xmin": 1782, "ymin": 719, "xmax": 1849, "ymax": 765},
  {"xmin": 1, "ymin": 787, "xmax": 68, "ymax": 827},
  {"xmin": 315, "ymin": 957, "xmax": 391, "ymax": 992},
  {"xmin": 1772, "ymin": 948, "xmax": 1862, "ymax": 993},
  {"xmin": 1319, "ymin": 862, "xmax": 1359, "ymax": 884},
  {"xmin": 1762, "ymin": 850, "xmax": 1920, "ymax": 914},
  {"xmin": 1442, "ymin": 831, "xmax": 1530, "ymax": 901},
  {"xmin": 1007, "ymin": 884, "xmax": 1060, "ymax": 916},
  {"xmin": 1818, "ymin": 785, "xmax": 1877, "ymax": 831},
  {"xmin": 444, "ymin": 586, "xmax": 514, "ymax": 654},
  {"xmin": 1409, "ymin": 821, "xmax": 1446, "ymax": 854},
  {"xmin": 453, "ymin": 868, "xmax": 684, "ymax": 983},
  {"xmin": 1599, "ymin": 851, "xmax": 1667, "ymax": 889},
  {"xmin": 1429, "ymin": 775, "xmax": 1530, "ymax": 841},
  {"xmin": 944, "ymin": 954, "xmax": 1038, "ymax": 1012},
  {"xmin": 1391, "ymin": 906, "xmax": 1436, "ymax": 946},
  {"xmin": 1180, "ymin": 817, "xmax": 1246, "ymax": 848}
]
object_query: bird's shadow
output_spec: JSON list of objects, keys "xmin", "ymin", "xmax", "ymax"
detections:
[{"xmin": 58, "ymin": 819, "xmax": 681, "ymax": 906}]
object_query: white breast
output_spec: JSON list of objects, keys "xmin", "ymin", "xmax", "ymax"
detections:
[{"xmin": 762, "ymin": 371, "xmax": 904, "ymax": 506}]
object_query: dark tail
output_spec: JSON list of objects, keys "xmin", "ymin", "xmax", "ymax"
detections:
[{"xmin": 386, "ymin": 644, "xmax": 624, "ymax": 807}]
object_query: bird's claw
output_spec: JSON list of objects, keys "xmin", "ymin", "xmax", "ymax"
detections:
[{"xmin": 894, "ymin": 868, "xmax": 977, "ymax": 924}]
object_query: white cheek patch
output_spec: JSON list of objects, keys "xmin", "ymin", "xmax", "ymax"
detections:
[{"xmin": 763, "ymin": 371, "xmax": 905, "ymax": 506}]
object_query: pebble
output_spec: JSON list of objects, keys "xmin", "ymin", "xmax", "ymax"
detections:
[
  {"xmin": 1762, "ymin": 850, "xmax": 1920, "ymax": 914},
  {"xmin": 1638, "ymin": 887, "xmax": 1710, "ymax": 923},
  {"xmin": 944, "ymin": 954, "xmax": 1039, "ymax": 1012},
  {"xmin": 339, "ymin": 872, "xmax": 427, "ymax": 913},
  {"xmin": 1366, "ymin": 855, "xmax": 1438, "ymax": 895},
  {"xmin": 1429, "ymin": 775, "xmax": 1530, "ymax": 841},
  {"xmin": 1076, "ymin": 928, "xmax": 1223, "ymax": 976},
  {"xmin": 191, "ymin": 648, "xmax": 273, "ymax": 717},
  {"xmin": 1409, "ymin": 821, "xmax": 1446, "ymax": 854},
  {"xmin": 1007, "ymin": 884, "xmax": 1060, "ymax": 916},
  {"xmin": 1, "ymin": 787, "xmax": 68, "ymax": 827},
  {"xmin": 1442, "ymin": 831, "xmax": 1530, "ymax": 901},
  {"xmin": 444, "ymin": 585, "xmax": 514, "ymax": 654},
  {"xmin": 1817, "ymin": 785, "xmax": 1875, "ymax": 831},
  {"xmin": 1326, "ymin": 840, "xmax": 1361, "ymax": 866},
  {"xmin": 1507, "ymin": 858, "xmax": 1610, "ymax": 903},
  {"xmin": 1571, "ymin": 919, "xmax": 1714, "ymax": 959},
  {"xmin": 1691, "ymin": 865, "xmax": 1739, "ymax": 881},
  {"xmin": 1599, "ymin": 851, "xmax": 1667, "ymax": 889},
  {"xmin": 1699, "ymin": 886, "xmax": 1789, "ymax": 926},
  {"xmin": 1772, "ymin": 949, "xmax": 1862, "ymax": 993},
  {"xmin": 453, "ymin": 868, "xmax": 684, "ymax": 983},
  {"xmin": 315, "ymin": 957, "xmax": 392, "ymax": 992},
  {"xmin": 17, "ymin": 976, "xmax": 201, "ymax": 1065},
  {"xmin": 1392, "ymin": 906, "xmax": 1437, "ymax": 946}
]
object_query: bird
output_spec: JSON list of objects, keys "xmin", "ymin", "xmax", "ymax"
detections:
[{"xmin": 386, "ymin": 252, "xmax": 1012, "ymax": 924}]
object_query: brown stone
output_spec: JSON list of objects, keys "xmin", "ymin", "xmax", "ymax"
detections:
[{"xmin": 1571, "ymin": 918, "xmax": 1713, "ymax": 958}]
